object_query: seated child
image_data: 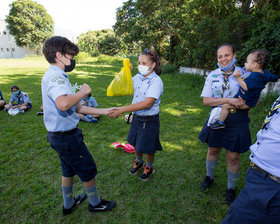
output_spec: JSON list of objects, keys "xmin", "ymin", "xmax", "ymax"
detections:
[
  {"xmin": 210, "ymin": 49, "xmax": 278, "ymax": 129},
  {"xmin": 0, "ymin": 90, "xmax": 6, "ymax": 110},
  {"xmin": 4, "ymin": 85, "xmax": 32, "ymax": 113},
  {"xmin": 77, "ymin": 93, "xmax": 100, "ymax": 123}
]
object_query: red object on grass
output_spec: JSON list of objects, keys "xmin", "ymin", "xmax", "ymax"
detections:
[{"xmin": 113, "ymin": 142, "xmax": 135, "ymax": 153}]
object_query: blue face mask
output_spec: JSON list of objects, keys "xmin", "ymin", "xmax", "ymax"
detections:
[
  {"xmin": 217, "ymin": 58, "xmax": 236, "ymax": 72},
  {"xmin": 13, "ymin": 90, "xmax": 20, "ymax": 97}
]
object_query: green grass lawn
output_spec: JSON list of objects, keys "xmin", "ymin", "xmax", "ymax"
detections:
[{"xmin": 0, "ymin": 56, "xmax": 278, "ymax": 223}]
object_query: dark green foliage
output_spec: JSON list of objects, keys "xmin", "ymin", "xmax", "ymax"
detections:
[
  {"xmin": 113, "ymin": 0, "xmax": 280, "ymax": 72},
  {"xmin": 77, "ymin": 29, "xmax": 123, "ymax": 56}
]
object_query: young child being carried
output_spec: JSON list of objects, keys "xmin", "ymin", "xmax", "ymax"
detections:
[{"xmin": 210, "ymin": 49, "xmax": 278, "ymax": 129}]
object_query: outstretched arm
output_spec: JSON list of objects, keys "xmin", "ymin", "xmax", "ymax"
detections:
[{"xmin": 108, "ymin": 97, "xmax": 156, "ymax": 118}]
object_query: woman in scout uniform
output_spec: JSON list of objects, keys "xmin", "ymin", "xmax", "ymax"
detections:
[{"xmin": 198, "ymin": 43, "xmax": 251, "ymax": 205}]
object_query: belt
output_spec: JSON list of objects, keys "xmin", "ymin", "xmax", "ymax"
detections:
[
  {"xmin": 49, "ymin": 127, "xmax": 78, "ymax": 135},
  {"xmin": 133, "ymin": 114, "xmax": 159, "ymax": 119},
  {"xmin": 251, "ymin": 162, "xmax": 280, "ymax": 184},
  {"xmin": 228, "ymin": 108, "xmax": 249, "ymax": 113}
]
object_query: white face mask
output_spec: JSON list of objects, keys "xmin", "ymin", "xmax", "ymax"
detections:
[{"xmin": 138, "ymin": 65, "xmax": 151, "ymax": 76}]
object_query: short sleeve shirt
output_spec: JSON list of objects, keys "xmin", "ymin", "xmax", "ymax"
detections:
[
  {"xmin": 132, "ymin": 72, "xmax": 163, "ymax": 116},
  {"xmin": 250, "ymin": 96, "xmax": 280, "ymax": 177},
  {"xmin": 201, "ymin": 67, "xmax": 249, "ymax": 99},
  {"xmin": 41, "ymin": 65, "xmax": 79, "ymax": 132},
  {"xmin": 10, "ymin": 91, "xmax": 32, "ymax": 104}
]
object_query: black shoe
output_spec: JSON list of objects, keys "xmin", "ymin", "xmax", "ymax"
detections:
[
  {"xmin": 129, "ymin": 159, "xmax": 143, "ymax": 175},
  {"xmin": 63, "ymin": 193, "xmax": 87, "ymax": 216},
  {"xmin": 201, "ymin": 176, "xmax": 214, "ymax": 191},
  {"xmin": 225, "ymin": 188, "xmax": 236, "ymax": 205},
  {"xmin": 88, "ymin": 199, "xmax": 116, "ymax": 212},
  {"xmin": 139, "ymin": 165, "xmax": 154, "ymax": 181},
  {"xmin": 36, "ymin": 112, "xmax": 44, "ymax": 116},
  {"xmin": 210, "ymin": 121, "xmax": 226, "ymax": 129}
]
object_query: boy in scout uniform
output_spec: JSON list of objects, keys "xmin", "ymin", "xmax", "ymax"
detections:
[{"xmin": 42, "ymin": 36, "xmax": 116, "ymax": 215}]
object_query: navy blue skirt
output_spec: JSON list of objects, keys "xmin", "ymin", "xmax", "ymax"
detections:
[
  {"xmin": 127, "ymin": 114, "xmax": 162, "ymax": 154},
  {"xmin": 198, "ymin": 109, "xmax": 251, "ymax": 153}
]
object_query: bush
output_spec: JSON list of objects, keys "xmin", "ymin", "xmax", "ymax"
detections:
[
  {"xmin": 162, "ymin": 64, "xmax": 178, "ymax": 74},
  {"xmin": 75, "ymin": 52, "xmax": 91, "ymax": 63}
]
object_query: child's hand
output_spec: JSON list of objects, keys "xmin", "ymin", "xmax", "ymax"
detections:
[
  {"xmin": 108, "ymin": 108, "xmax": 122, "ymax": 118},
  {"xmin": 79, "ymin": 84, "xmax": 91, "ymax": 97},
  {"xmin": 233, "ymin": 70, "xmax": 242, "ymax": 79}
]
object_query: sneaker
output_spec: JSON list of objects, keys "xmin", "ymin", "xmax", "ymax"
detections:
[
  {"xmin": 88, "ymin": 199, "xmax": 116, "ymax": 212},
  {"xmin": 4, "ymin": 108, "xmax": 9, "ymax": 111},
  {"xmin": 129, "ymin": 160, "xmax": 143, "ymax": 175},
  {"xmin": 89, "ymin": 118, "xmax": 98, "ymax": 123},
  {"xmin": 36, "ymin": 112, "xmax": 44, "ymax": 116},
  {"xmin": 63, "ymin": 193, "xmax": 87, "ymax": 216},
  {"xmin": 225, "ymin": 188, "xmax": 236, "ymax": 205},
  {"xmin": 19, "ymin": 110, "xmax": 25, "ymax": 113},
  {"xmin": 210, "ymin": 121, "xmax": 225, "ymax": 129},
  {"xmin": 201, "ymin": 176, "xmax": 214, "ymax": 191},
  {"xmin": 139, "ymin": 165, "xmax": 154, "ymax": 181}
]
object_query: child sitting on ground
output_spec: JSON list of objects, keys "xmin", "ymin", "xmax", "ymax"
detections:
[
  {"xmin": 4, "ymin": 85, "xmax": 32, "ymax": 113},
  {"xmin": 0, "ymin": 90, "xmax": 6, "ymax": 110},
  {"xmin": 210, "ymin": 49, "xmax": 278, "ymax": 129},
  {"xmin": 77, "ymin": 93, "xmax": 100, "ymax": 123}
]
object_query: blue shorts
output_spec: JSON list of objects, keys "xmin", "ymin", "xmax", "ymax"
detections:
[
  {"xmin": 222, "ymin": 167, "xmax": 280, "ymax": 224},
  {"xmin": 199, "ymin": 109, "xmax": 251, "ymax": 153},
  {"xmin": 47, "ymin": 128, "xmax": 97, "ymax": 182},
  {"xmin": 127, "ymin": 114, "xmax": 162, "ymax": 154}
]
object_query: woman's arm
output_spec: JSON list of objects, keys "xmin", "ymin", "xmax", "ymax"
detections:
[{"xmin": 203, "ymin": 97, "xmax": 230, "ymax": 107}]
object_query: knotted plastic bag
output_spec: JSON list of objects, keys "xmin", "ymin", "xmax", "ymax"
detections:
[{"xmin": 107, "ymin": 58, "xmax": 133, "ymax": 96}]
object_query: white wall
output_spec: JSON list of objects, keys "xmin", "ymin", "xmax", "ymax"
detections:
[{"xmin": 0, "ymin": 20, "xmax": 29, "ymax": 59}]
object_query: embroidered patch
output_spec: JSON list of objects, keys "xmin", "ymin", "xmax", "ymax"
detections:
[
  {"xmin": 212, "ymin": 80, "xmax": 220, "ymax": 83},
  {"xmin": 52, "ymin": 76, "xmax": 65, "ymax": 84},
  {"xmin": 212, "ymin": 75, "xmax": 218, "ymax": 77}
]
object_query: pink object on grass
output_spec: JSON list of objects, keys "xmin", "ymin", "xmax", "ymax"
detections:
[{"xmin": 113, "ymin": 142, "xmax": 135, "ymax": 153}]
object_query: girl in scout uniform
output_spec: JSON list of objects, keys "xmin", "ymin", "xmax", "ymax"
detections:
[
  {"xmin": 198, "ymin": 43, "xmax": 251, "ymax": 205},
  {"xmin": 108, "ymin": 48, "xmax": 163, "ymax": 181}
]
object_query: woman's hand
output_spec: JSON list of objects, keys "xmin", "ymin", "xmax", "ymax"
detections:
[{"xmin": 228, "ymin": 96, "xmax": 245, "ymax": 107}]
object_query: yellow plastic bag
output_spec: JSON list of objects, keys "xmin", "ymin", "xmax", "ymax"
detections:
[{"xmin": 107, "ymin": 58, "xmax": 133, "ymax": 96}]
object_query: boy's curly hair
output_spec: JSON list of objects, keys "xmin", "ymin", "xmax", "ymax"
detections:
[{"xmin": 250, "ymin": 49, "xmax": 270, "ymax": 69}]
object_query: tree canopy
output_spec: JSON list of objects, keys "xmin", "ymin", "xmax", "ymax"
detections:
[
  {"xmin": 113, "ymin": 0, "xmax": 280, "ymax": 74},
  {"xmin": 6, "ymin": 0, "xmax": 54, "ymax": 54}
]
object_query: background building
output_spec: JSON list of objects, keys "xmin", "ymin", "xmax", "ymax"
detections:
[{"xmin": 0, "ymin": 20, "xmax": 29, "ymax": 59}]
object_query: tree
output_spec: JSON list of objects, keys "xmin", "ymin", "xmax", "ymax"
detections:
[
  {"xmin": 77, "ymin": 29, "xmax": 122, "ymax": 56},
  {"xmin": 5, "ymin": 0, "xmax": 54, "ymax": 54}
]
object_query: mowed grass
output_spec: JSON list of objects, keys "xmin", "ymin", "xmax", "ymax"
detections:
[{"xmin": 0, "ymin": 56, "xmax": 278, "ymax": 224}]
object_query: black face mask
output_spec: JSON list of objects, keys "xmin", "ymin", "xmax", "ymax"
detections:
[{"xmin": 64, "ymin": 59, "xmax": 76, "ymax": 72}]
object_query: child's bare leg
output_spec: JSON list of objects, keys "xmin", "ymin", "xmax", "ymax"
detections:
[{"xmin": 219, "ymin": 103, "xmax": 233, "ymax": 122}]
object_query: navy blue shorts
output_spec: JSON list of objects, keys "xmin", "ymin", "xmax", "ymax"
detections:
[
  {"xmin": 127, "ymin": 114, "xmax": 162, "ymax": 154},
  {"xmin": 12, "ymin": 103, "xmax": 32, "ymax": 110},
  {"xmin": 199, "ymin": 109, "xmax": 251, "ymax": 153},
  {"xmin": 222, "ymin": 167, "xmax": 280, "ymax": 224},
  {"xmin": 47, "ymin": 128, "xmax": 97, "ymax": 182}
]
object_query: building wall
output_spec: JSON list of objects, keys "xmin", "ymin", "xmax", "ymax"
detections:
[{"xmin": 0, "ymin": 20, "xmax": 29, "ymax": 59}]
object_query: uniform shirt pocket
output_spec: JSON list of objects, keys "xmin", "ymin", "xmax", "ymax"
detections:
[{"xmin": 211, "ymin": 82, "xmax": 223, "ymax": 98}]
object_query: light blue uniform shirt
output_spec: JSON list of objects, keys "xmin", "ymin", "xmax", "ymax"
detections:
[
  {"xmin": 250, "ymin": 96, "xmax": 280, "ymax": 178},
  {"xmin": 132, "ymin": 71, "xmax": 163, "ymax": 116},
  {"xmin": 10, "ymin": 91, "xmax": 32, "ymax": 104},
  {"xmin": 80, "ymin": 96, "xmax": 98, "ymax": 108},
  {"xmin": 41, "ymin": 65, "xmax": 79, "ymax": 132},
  {"xmin": 201, "ymin": 67, "xmax": 249, "ymax": 98}
]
